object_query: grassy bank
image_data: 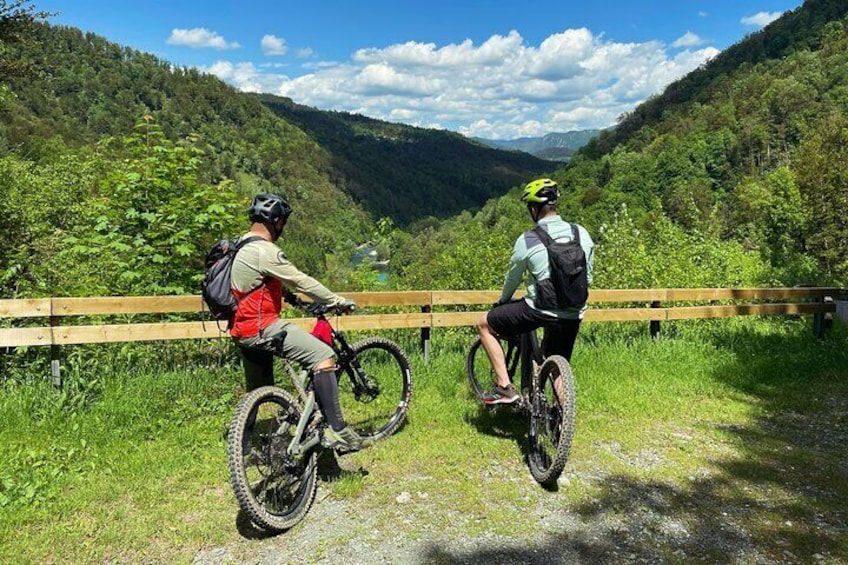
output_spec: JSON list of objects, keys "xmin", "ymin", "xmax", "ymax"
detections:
[{"xmin": 1, "ymin": 318, "xmax": 847, "ymax": 563}]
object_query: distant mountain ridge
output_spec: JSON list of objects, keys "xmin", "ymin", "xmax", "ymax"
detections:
[{"xmin": 474, "ymin": 130, "xmax": 602, "ymax": 161}]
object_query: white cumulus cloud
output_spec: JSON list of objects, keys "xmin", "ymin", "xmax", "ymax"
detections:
[
  {"xmin": 673, "ymin": 32, "xmax": 704, "ymax": 48},
  {"xmin": 741, "ymin": 11, "xmax": 784, "ymax": 28},
  {"xmin": 167, "ymin": 28, "xmax": 240, "ymax": 50},
  {"xmin": 204, "ymin": 28, "xmax": 720, "ymax": 139},
  {"xmin": 261, "ymin": 34, "xmax": 288, "ymax": 56},
  {"xmin": 199, "ymin": 61, "xmax": 287, "ymax": 93}
]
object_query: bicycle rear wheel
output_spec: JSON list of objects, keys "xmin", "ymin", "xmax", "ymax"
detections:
[
  {"xmin": 465, "ymin": 335, "xmax": 520, "ymax": 401},
  {"xmin": 528, "ymin": 355, "xmax": 575, "ymax": 486},
  {"xmin": 227, "ymin": 386, "xmax": 318, "ymax": 532},
  {"xmin": 338, "ymin": 337, "xmax": 413, "ymax": 441}
]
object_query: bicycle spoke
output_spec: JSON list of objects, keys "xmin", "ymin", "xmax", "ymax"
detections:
[
  {"xmin": 338, "ymin": 338, "xmax": 412, "ymax": 440},
  {"xmin": 527, "ymin": 356, "xmax": 575, "ymax": 486}
]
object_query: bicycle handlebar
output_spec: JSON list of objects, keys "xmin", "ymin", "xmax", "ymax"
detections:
[{"xmin": 284, "ymin": 292, "xmax": 356, "ymax": 316}]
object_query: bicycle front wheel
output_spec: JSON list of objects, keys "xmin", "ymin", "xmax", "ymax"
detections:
[
  {"xmin": 339, "ymin": 337, "xmax": 413, "ymax": 441},
  {"xmin": 227, "ymin": 386, "xmax": 318, "ymax": 532},
  {"xmin": 528, "ymin": 355, "xmax": 576, "ymax": 486}
]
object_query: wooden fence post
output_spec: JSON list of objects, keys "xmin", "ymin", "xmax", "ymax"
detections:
[
  {"xmin": 420, "ymin": 304, "xmax": 431, "ymax": 365},
  {"xmin": 50, "ymin": 314, "xmax": 62, "ymax": 389},
  {"xmin": 813, "ymin": 296, "xmax": 833, "ymax": 339},
  {"xmin": 650, "ymin": 301, "xmax": 661, "ymax": 339}
]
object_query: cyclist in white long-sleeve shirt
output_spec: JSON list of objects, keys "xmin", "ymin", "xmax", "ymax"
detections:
[{"xmin": 476, "ymin": 178, "xmax": 595, "ymax": 404}]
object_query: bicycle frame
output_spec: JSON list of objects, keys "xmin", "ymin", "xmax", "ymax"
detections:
[
  {"xmin": 281, "ymin": 299, "xmax": 381, "ymax": 458},
  {"xmin": 504, "ymin": 330, "xmax": 544, "ymax": 407},
  {"xmin": 286, "ymin": 390, "xmax": 322, "ymax": 458}
]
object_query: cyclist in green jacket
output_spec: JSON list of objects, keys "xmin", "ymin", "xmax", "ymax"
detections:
[{"xmin": 476, "ymin": 178, "xmax": 595, "ymax": 404}]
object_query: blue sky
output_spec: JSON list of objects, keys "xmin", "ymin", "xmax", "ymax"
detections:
[{"xmin": 38, "ymin": 0, "xmax": 802, "ymax": 139}]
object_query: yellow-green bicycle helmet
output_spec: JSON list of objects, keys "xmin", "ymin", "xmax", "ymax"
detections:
[{"xmin": 521, "ymin": 178, "xmax": 559, "ymax": 204}]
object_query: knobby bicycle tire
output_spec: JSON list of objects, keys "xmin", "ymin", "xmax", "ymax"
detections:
[
  {"xmin": 227, "ymin": 386, "xmax": 318, "ymax": 532},
  {"xmin": 528, "ymin": 355, "xmax": 576, "ymax": 486},
  {"xmin": 339, "ymin": 337, "xmax": 413, "ymax": 441}
]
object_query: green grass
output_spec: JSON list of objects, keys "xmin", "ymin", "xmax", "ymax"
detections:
[{"xmin": 1, "ymin": 318, "xmax": 847, "ymax": 563}]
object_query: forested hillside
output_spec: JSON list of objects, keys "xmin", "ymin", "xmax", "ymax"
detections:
[
  {"xmin": 392, "ymin": 0, "xmax": 848, "ymax": 291},
  {"xmin": 259, "ymin": 95, "xmax": 555, "ymax": 224},
  {"xmin": 0, "ymin": 20, "xmax": 553, "ymax": 298},
  {"xmin": 0, "ymin": 23, "xmax": 373, "ymax": 295},
  {"xmin": 2, "ymin": 0, "xmax": 847, "ymax": 300},
  {"xmin": 585, "ymin": 0, "xmax": 848, "ymax": 158}
]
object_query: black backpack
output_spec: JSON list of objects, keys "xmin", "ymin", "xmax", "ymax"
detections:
[
  {"xmin": 532, "ymin": 224, "xmax": 589, "ymax": 310},
  {"xmin": 200, "ymin": 236, "xmax": 263, "ymax": 324}
]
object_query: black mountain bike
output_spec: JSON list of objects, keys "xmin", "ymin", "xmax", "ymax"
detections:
[
  {"xmin": 227, "ymin": 296, "xmax": 413, "ymax": 531},
  {"xmin": 466, "ymin": 330, "xmax": 575, "ymax": 486}
]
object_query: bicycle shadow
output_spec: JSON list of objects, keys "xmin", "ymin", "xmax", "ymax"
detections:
[
  {"xmin": 235, "ymin": 509, "xmax": 279, "ymax": 540},
  {"xmin": 465, "ymin": 405, "xmax": 561, "ymax": 492}
]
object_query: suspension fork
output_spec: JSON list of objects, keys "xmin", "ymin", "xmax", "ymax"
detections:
[{"xmin": 333, "ymin": 329, "xmax": 379, "ymax": 400}]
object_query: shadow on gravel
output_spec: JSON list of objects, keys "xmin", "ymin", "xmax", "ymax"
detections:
[
  {"xmin": 235, "ymin": 509, "xmax": 278, "ymax": 540},
  {"xmin": 423, "ymin": 325, "xmax": 848, "ymax": 563}
]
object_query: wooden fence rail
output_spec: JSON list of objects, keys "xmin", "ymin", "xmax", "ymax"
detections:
[{"xmin": 0, "ymin": 288, "xmax": 839, "ymax": 349}]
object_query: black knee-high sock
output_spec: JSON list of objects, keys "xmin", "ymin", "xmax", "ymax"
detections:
[{"xmin": 313, "ymin": 368, "xmax": 346, "ymax": 431}]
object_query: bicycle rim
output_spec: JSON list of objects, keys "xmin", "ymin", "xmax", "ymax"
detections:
[
  {"xmin": 227, "ymin": 386, "xmax": 318, "ymax": 532},
  {"xmin": 528, "ymin": 356, "xmax": 576, "ymax": 486},
  {"xmin": 339, "ymin": 337, "xmax": 412, "ymax": 441}
]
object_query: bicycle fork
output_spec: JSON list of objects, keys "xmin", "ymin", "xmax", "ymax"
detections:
[
  {"xmin": 345, "ymin": 358, "xmax": 381, "ymax": 401},
  {"xmin": 336, "ymin": 335, "xmax": 380, "ymax": 402}
]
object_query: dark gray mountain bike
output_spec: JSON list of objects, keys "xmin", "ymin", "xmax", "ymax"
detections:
[
  {"xmin": 227, "ymin": 296, "xmax": 413, "ymax": 532},
  {"xmin": 466, "ymin": 329, "xmax": 575, "ymax": 486}
]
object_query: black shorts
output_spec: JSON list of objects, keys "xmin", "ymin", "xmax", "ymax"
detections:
[{"xmin": 486, "ymin": 299, "xmax": 582, "ymax": 362}]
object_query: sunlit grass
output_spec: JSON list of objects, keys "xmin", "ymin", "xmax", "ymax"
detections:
[{"xmin": 1, "ymin": 318, "xmax": 846, "ymax": 562}]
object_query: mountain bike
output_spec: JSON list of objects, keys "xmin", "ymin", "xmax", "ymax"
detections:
[
  {"xmin": 227, "ymin": 296, "xmax": 413, "ymax": 531},
  {"xmin": 466, "ymin": 329, "xmax": 575, "ymax": 486}
]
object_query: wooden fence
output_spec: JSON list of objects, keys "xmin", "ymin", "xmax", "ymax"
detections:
[
  {"xmin": 1, "ymin": 287, "xmax": 840, "ymax": 386},
  {"xmin": 1, "ymin": 287, "xmax": 839, "ymax": 350}
]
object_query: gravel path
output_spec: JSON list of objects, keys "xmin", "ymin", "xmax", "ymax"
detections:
[
  {"xmin": 192, "ymin": 468, "xmax": 843, "ymax": 565},
  {"xmin": 193, "ymin": 397, "xmax": 848, "ymax": 565}
]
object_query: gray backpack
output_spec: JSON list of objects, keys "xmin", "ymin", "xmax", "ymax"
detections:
[{"xmin": 200, "ymin": 236, "xmax": 263, "ymax": 324}]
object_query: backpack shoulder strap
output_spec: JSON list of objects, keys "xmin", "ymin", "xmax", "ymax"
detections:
[
  {"xmin": 570, "ymin": 224, "xmax": 581, "ymax": 245},
  {"xmin": 235, "ymin": 235, "xmax": 264, "ymax": 250},
  {"xmin": 532, "ymin": 226, "xmax": 554, "ymax": 248}
]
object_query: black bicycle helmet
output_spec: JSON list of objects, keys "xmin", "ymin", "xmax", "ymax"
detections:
[{"xmin": 248, "ymin": 193, "xmax": 292, "ymax": 224}]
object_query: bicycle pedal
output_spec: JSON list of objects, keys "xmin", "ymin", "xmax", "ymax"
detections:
[{"xmin": 482, "ymin": 401, "xmax": 517, "ymax": 412}]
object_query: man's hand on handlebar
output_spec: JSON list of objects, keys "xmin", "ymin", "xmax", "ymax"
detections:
[
  {"xmin": 284, "ymin": 291, "xmax": 355, "ymax": 316},
  {"xmin": 337, "ymin": 298, "xmax": 357, "ymax": 314}
]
